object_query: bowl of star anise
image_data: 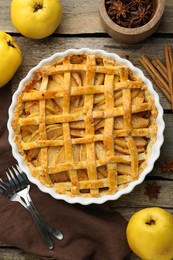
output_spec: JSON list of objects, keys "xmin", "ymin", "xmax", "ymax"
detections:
[{"xmin": 99, "ymin": 0, "xmax": 165, "ymax": 43}]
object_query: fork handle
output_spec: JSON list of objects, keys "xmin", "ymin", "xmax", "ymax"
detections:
[
  {"xmin": 26, "ymin": 204, "xmax": 54, "ymax": 250},
  {"xmin": 29, "ymin": 200, "xmax": 63, "ymax": 240},
  {"xmin": 26, "ymin": 191, "xmax": 63, "ymax": 240},
  {"xmin": 38, "ymin": 215, "xmax": 63, "ymax": 240}
]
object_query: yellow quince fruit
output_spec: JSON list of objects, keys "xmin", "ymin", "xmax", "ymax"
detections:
[
  {"xmin": 0, "ymin": 31, "xmax": 22, "ymax": 88},
  {"xmin": 126, "ymin": 207, "xmax": 173, "ymax": 260},
  {"xmin": 11, "ymin": 0, "xmax": 62, "ymax": 39}
]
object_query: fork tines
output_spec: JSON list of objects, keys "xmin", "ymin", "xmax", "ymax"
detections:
[
  {"xmin": 6, "ymin": 165, "xmax": 29, "ymax": 192},
  {"xmin": 0, "ymin": 178, "xmax": 12, "ymax": 198}
]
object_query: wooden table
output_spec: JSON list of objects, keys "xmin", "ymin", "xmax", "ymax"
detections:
[{"xmin": 0, "ymin": 0, "xmax": 173, "ymax": 259}]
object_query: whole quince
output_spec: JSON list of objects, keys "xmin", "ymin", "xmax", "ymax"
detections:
[
  {"xmin": 11, "ymin": 0, "xmax": 62, "ymax": 39},
  {"xmin": 0, "ymin": 31, "xmax": 22, "ymax": 88},
  {"xmin": 126, "ymin": 207, "xmax": 173, "ymax": 260}
]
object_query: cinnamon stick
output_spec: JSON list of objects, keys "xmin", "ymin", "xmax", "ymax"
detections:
[
  {"xmin": 151, "ymin": 58, "xmax": 168, "ymax": 82},
  {"xmin": 164, "ymin": 45, "xmax": 173, "ymax": 110},
  {"xmin": 139, "ymin": 55, "xmax": 171, "ymax": 102}
]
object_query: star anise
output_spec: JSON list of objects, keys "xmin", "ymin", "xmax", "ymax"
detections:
[
  {"xmin": 130, "ymin": 4, "xmax": 153, "ymax": 28},
  {"xmin": 144, "ymin": 182, "xmax": 161, "ymax": 200},
  {"xmin": 107, "ymin": 0, "xmax": 129, "ymax": 20},
  {"xmin": 161, "ymin": 160, "xmax": 173, "ymax": 173},
  {"xmin": 105, "ymin": 0, "xmax": 153, "ymax": 28},
  {"xmin": 129, "ymin": 0, "xmax": 148, "ymax": 9}
]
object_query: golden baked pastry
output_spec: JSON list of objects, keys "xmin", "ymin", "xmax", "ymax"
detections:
[{"xmin": 12, "ymin": 52, "xmax": 158, "ymax": 198}]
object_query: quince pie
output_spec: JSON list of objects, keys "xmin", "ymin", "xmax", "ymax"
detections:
[{"xmin": 12, "ymin": 52, "xmax": 158, "ymax": 198}]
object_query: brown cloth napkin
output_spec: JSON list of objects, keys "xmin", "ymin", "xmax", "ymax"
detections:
[{"xmin": 0, "ymin": 85, "xmax": 130, "ymax": 260}]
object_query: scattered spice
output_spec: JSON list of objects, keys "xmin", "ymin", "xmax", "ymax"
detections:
[
  {"xmin": 139, "ymin": 45, "xmax": 173, "ymax": 111},
  {"xmin": 144, "ymin": 182, "xmax": 161, "ymax": 200},
  {"xmin": 161, "ymin": 160, "xmax": 173, "ymax": 173},
  {"xmin": 105, "ymin": 0, "xmax": 153, "ymax": 28}
]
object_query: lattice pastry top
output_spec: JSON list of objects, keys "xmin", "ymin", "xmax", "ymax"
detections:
[{"xmin": 12, "ymin": 53, "xmax": 158, "ymax": 198}]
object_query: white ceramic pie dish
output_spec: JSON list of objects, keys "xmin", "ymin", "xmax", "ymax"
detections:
[{"xmin": 8, "ymin": 48, "xmax": 165, "ymax": 205}]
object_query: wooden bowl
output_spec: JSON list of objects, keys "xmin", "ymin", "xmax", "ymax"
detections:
[{"xmin": 99, "ymin": 0, "xmax": 165, "ymax": 43}]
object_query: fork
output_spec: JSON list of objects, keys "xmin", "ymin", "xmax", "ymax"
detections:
[
  {"xmin": 6, "ymin": 166, "xmax": 63, "ymax": 241},
  {"xmin": 0, "ymin": 165, "xmax": 63, "ymax": 249}
]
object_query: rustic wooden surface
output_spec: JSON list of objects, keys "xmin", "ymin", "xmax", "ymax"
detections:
[{"xmin": 0, "ymin": 0, "xmax": 173, "ymax": 259}]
